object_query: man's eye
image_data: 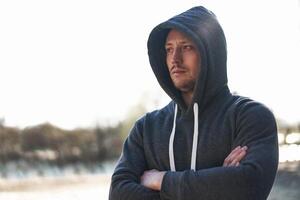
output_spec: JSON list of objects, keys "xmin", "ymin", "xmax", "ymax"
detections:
[
  {"xmin": 166, "ymin": 48, "xmax": 173, "ymax": 54},
  {"xmin": 183, "ymin": 45, "xmax": 193, "ymax": 51}
]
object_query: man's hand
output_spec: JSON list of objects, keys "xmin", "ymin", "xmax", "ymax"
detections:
[
  {"xmin": 140, "ymin": 169, "xmax": 166, "ymax": 191},
  {"xmin": 140, "ymin": 146, "xmax": 246, "ymax": 190},
  {"xmin": 223, "ymin": 146, "xmax": 248, "ymax": 167}
]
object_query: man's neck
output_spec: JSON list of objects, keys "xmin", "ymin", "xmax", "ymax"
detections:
[{"xmin": 182, "ymin": 91, "xmax": 194, "ymax": 107}]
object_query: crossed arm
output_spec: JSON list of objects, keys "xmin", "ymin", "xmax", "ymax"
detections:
[{"xmin": 140, "ymin": 146, "xmax": 248, "ymax": 191}]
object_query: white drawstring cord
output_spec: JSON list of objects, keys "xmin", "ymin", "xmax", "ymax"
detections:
[
  {"xmin": 169, "ymin": 103, "xmax": 199, "ymax": 171},
  {"xmin": 169, "ymin": 104, "xmax": 177, "ymax": 171},
  {"xmin": 191, "ymin": 103, "xmax": 199, "ymax": 171}
]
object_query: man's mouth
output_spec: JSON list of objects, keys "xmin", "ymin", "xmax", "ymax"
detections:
[{"xmin": 172, "ymin": 68, "xmax": 186, "ymax": 75}]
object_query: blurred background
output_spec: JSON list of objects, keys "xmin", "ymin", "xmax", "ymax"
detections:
[{"xmin": 0, "ymin": 0, "xmax": 299, "ymax": 199}]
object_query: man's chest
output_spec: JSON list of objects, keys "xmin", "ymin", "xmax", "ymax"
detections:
[{"xmin": 143, "ymin": 118, "xmax": 235, "ymax": 170}]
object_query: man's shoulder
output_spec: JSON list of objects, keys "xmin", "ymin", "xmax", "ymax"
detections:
[
  {"xmin": 232, "ymin": 95, "xmax": 271, "ymax": 111},
  {"xmin": 231, "ymin": 94, "xmax": 275, "ymax": 123},
  {"xmin": 136, "ymin": 101, "xmax": 174, "ymax": 124},
  {"xmin": 146, "ymin": 101, "xmax": 174, "ymax": 118}
]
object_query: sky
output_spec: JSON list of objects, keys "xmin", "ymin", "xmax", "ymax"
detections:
[{"xmin": 0, "ymin": 0, "xmax": 299, "ymax": 129}]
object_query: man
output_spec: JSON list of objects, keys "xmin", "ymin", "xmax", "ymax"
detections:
[{"xmin": 109, "ymin": 6, "xmax": 278, "ymax": 200}]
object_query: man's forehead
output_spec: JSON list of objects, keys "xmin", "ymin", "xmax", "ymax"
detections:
[{"xmin": 165, "ymin": 29, "xmax": 194, "ymax": 44}]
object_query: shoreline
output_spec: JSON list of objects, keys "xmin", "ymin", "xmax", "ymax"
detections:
[
  {"xmin": 0, "ymin": 161, "xmax": 299, "ymax": 190},
  {"xmin": 0, "ymin": 162, "xmax": 299, "ymax": 200}
]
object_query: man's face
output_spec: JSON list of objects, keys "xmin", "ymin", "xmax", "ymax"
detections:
[{"xmin": 165, "ymin": 29, "xmax": 201, "ymax": 93}]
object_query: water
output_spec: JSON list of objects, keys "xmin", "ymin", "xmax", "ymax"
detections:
[
  {"xmin": 1, "ymin": 144, "xmax": 299, "ymax": 180},
  {"xmin": 0, "ymin": 160, "xmax": 116, "ymax": 180},
  {"xmin": 0, "ymin": 146, "xmax": 299, "ymax": 200}
]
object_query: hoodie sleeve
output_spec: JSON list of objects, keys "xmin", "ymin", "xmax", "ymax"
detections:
[
  {"xmin": 160, "ymin": 103, "xmax": 279, "ymax": 200},
  {"xmin": 109, "ymin": 118, "xmax": 161, "ymax": 200}
]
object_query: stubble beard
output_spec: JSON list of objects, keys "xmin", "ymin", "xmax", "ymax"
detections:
[{"xmin": 172, "ymin": 78, "xmax": 196, "ymax": 94}]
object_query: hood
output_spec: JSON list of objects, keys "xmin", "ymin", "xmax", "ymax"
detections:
[{"xmin": 147, "ymin": 6, "xmax": 228, "ymax": 116}]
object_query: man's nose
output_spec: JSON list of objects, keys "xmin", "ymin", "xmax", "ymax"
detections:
[{"xmin": 171, "ymin": 48, "xmax": 182, "ymax": 64}]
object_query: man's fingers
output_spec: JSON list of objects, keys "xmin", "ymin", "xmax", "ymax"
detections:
[
  {"xmin": 230, "ymin": 146, "xmax": 242, "ymax": 156},
  {"xmin": 223, "ymin": 146, "xmax": 241, "ymax": 166},
  {"xmin": 228, "ymin": 150, "xmax": 246, "ymax": 166},
  {"xmin": 235, "ymin": 161, "xmax": 240, "ymax": 167},
  {"xmin": 227, "ymin": 146, "xmax": 241, "ymax": 157},
  {"xmin": 223, "ymin": 146, "xmax": 247, "ymax": 167},
  {"xmin": 140, "ymin": 169, "xmax": 165, "ymax": 191},
  {"xmin": 233, "ymin": 148, "xmax": 247, "ymax": 163}
]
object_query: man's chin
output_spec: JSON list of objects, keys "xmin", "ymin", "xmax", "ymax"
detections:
[{"xmin": 173, "ymin": 83, "xmax": 194, "ymax": 93}]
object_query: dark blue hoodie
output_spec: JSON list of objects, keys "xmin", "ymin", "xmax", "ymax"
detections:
[{"xmin": 109, "ymin": 6, "xmax": 278, "ymax": 200}]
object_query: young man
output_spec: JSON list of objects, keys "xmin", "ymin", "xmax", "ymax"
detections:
[{"xmin": 109, "ymin": 6, "xmax": 278, "ymax": 200}]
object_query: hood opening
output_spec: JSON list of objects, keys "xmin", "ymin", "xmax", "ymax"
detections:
[{"xmin": 148, "ymin": 6, "xmax": 228, "ymax": 117}]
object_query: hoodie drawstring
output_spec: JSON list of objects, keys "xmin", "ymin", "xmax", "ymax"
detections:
[
  {"xmin": 169, "ymin": 103, "xmax": 199, "ymax": 171},
  {"xmin": 169, "ymin": 104, "xmax": 177, "ymax": 171},
  {"xmin": 191, "ymin": 103, "xmax": 199, "ymax": 170}
]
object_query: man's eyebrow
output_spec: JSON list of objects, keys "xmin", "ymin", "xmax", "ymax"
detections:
[{"xmin": 165, "ymin": 41, "xmax": 191, "ymax": 46}]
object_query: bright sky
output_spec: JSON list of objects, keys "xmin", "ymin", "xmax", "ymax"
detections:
[{"xmin": 0, "ymin": 0, "xmax": 299, "ymax": 129}]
